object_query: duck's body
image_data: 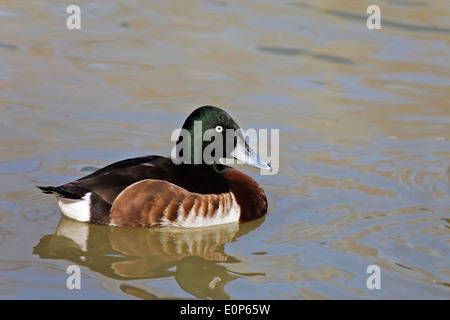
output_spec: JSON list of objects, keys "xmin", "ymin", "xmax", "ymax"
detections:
[
  {"xmin": 39, "ymin": 156, "xmax": 267, "ymax": 227},
  {"xmin": 38, "ymin": 106, "xmax": 270, "ymax": 228}
]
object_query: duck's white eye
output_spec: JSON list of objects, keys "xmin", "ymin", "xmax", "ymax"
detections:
[{"xmin": 215, "ymin": 125, "xmax": 223, "ymax": 133}]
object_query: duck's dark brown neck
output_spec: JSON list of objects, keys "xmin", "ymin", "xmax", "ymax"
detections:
[{"xmin": 223, "ymin": 168, "xmax": 268, "ymax": 222}]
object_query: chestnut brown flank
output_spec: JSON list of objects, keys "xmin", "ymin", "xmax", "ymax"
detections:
[{"xmin": 109, "ymin": 179, "xmax": 240, "ymax": 227}]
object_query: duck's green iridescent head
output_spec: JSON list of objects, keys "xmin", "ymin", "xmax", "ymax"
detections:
[{"xmin": 174, "ymin": 105, "xmax": 270, "ymax": 170}]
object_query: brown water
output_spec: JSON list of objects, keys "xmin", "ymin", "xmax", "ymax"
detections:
[{"xmin": 1, "ymin": 0, "xmax": 449, "ymax": 299}]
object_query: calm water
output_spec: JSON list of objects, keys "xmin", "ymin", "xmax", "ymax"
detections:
[{"xmin": 1, "ymin": 0, "xmax": 449, "ymax": 299}]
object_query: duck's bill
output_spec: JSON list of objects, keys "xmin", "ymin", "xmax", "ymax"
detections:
[{"xmin": 230, "ymin": 134, "xmax": 271, "ymax": 170}]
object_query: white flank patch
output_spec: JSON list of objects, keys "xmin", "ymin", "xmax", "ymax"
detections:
[
  {"xmin": 167, "ymin": 193, "xmax": 241, "ymax": 228},
  {"xmin": 57, "ymin": 192, "xmax": 91, "ymax": 222}
]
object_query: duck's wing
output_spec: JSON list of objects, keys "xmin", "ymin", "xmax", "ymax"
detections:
[
  {"xmin": 39, "ymin": 156, "xmax": 165, "ymax": 201},
  {"xmin": 68, "ymin": 155, "xmax": 167, "ymax": 202}
]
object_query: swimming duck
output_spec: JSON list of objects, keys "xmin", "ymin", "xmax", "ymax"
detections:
[{"xmin": 38, "ymin": 106, "xmax": 270, "ymax": 228}]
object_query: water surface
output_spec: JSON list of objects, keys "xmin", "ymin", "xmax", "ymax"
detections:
[{"xmin": 1, "ymin": 0, "xmax": 449, "ymax": 299}]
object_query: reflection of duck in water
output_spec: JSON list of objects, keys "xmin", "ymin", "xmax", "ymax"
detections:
[
  {"xmin": 37, "ymin": 106, "xmax": 271, "ymax": 227},
  {"xmin": 34, "ymin": 217, "xmax": 265, "ymax": 299}
]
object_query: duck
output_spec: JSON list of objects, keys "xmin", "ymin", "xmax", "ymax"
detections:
[{"xmin": 38, "ymin": 106, "xmax": 271, "ymax": 228}]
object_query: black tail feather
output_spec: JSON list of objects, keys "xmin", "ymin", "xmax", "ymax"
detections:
[{"xmin": 36, "ymin": 186, "xmax": 81, "ymax": 199}]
